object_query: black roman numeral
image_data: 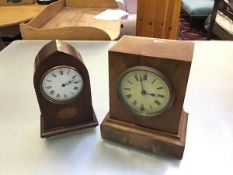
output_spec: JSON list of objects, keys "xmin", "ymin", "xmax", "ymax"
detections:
[
  {"xmin": 158, "ymin": 94, "xmax": 165, "ymax": 98},
  {"xmin": 143, "ymin": 75, "xmax": 147, "ymax": 81},
  {"xmin": 126, "ymin": 94, "xmax": 132, "ymax": 99},
  {"xmin": 140, "ymin": 104, "xmax": 145, "ymax": 111},
  {"xmin": 127, "ymin": 80, "xmax": 133, "ymax": 85},
  {"xmin": 132, "ymin": 100, "xmax": 137, "ymax": 106},
  {"xmin": 154, "ymin": 100, "xmax": 161, "ymax": 106},
  {"xmin": 124, "ymin": 88, "xmax": 131, "ymax": 91},
  {"xmin": 59, "ymin": 70, "xmax": 63, "ymax": 75},
  {"xmin": 51, "ymin": 73, "xmax": 56, "ymax": 78}
]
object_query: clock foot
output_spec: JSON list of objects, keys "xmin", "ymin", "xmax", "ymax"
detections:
[
  {"xmin": 100, "ymin": 110, "xmax": 188, "ymax": 159},
  {"xmin": 40, "ymin": 109, "xmax": 98, "ymax": 138}
]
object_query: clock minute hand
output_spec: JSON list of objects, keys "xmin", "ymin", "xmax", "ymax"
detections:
[
  {"xmin": 146, "ymin": 92, "xmax": 156, "ymax": 97},
  {"xmin": 140, "ymin": 74, "xmax": 147, "ymax": 95}
]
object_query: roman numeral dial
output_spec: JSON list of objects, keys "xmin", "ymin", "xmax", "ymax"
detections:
[
  {"xmin": 118, "ymin": 66, "xmax": 174, "ymax": 116},
  {"xmin": 41, "ymin": 66, "xmax": 83, "ymax": 103}
]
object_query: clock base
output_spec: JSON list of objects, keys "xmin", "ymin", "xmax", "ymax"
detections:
[
  {"xmin": 100, "ymin": 110, "xmax": 188, "ymax": 159},
  {"xmin": 40, "ymin": 109, "xmax": 98, "ymax": 138}
]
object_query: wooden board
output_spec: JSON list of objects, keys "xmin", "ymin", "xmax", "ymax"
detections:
[
  {"xmin": 66, "ymin": 0, "xmax": 118, "ymax": 8},
  {"xmin": 20, "ymin": 0, "xmax": 121, "ymax": 40},
  {"xmin": 101, "ymin": 110, "xmax": 188, "ymax": 159},
  {"xmin": 136, "ymin": 0, "xmax": 181, "ymax": 39}
]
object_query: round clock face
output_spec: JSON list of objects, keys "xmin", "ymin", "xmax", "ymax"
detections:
[
  {"xmin": 41, "ymin": 65, "xmax": 84, "ymax": 104},
  {"xmin": 118, "ymin": 66, "xmax": 174, "ymax": 117}
]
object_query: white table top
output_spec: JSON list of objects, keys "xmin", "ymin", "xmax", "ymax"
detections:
[{"xmin": 0, "ymin": 40, "xmax": 233, "ymax": 175}]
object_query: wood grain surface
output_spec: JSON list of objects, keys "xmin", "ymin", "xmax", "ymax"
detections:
[{"xmin": 136, "ymin": 0, "xmax": 182, "ymax": 39}]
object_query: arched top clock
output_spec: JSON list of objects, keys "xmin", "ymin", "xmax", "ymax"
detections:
[{"xmin": 34, "ymin": 40, "xmax": 98, "ymax": 138}]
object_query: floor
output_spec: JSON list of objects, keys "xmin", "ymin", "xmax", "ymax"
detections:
[{"xmin": 178, "ymin": 11, "xmax": 208, "ymax": 40}]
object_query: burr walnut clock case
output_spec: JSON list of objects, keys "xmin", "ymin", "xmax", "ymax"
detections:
[
  {"xmin": 34, "ymin": 40, "xmax": 98, "ymax": 138},
  {"xmin": 100, "ymin": 36, "xmax": 194, "ymax": 159}
]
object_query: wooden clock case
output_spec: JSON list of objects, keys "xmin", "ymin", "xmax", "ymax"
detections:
[
  {"xmin": 34, "ymin": 40, "xmax": 98, "ymax": 138},
  {"xmin": 101, "ymin": 36, "xmax": 194, "ymax": 159}
]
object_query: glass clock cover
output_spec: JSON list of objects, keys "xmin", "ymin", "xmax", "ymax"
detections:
[
  {"xmin": 41, "ymin": 65, "xmax": 83, "ymax": 103},
  {"xmin": 118, "ymin": 66, "xmax": 174, "ymax": 116}
]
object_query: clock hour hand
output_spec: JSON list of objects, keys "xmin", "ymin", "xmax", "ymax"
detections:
[{"xmin": 62, "ymin": 80, "xmax": 75, "ymax": 87}]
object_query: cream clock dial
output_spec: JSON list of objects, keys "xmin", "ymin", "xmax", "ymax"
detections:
[
  {"xmin": 118, "ymin": 66, "xmax": 174, "ymax": 116},
  {"xmin": 41, "ymin": 65, "xmax": 83, "ymax": 103}
]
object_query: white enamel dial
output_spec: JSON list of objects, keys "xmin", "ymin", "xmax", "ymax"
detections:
[
  {"xmin": 118, "ymin": 66, "xmax": 174, "ymax": 116},
  {"xmin": 41, "ymin": 66, "xmax": 83, "ymax": 103}
]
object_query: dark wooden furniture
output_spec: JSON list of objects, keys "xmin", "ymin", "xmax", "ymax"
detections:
[
  {"xmin": 34, "ymin": 40, "xmax": 98, "ymax": 138},
  {"xmin": 0, "ymin": 38, "xmax": 5, "ymax": 51},
  {"xmin": 207, "ymin": 0, "xmax": 233, "ymax": 40},
  {"xmin": 101, "ymin": 36, "xmax": 194, "ymax": 159}
]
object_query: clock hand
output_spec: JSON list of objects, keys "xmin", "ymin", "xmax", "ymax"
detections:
[
  {"xmin": 146, "ymin": 93, "xmax": 156, "ymax": 97},
  {"xmin": 140, "ymin": 75, "xmax": 147, "ymax": 95},
  {"xmin": 62, "ymin": 80, "xmax": 75, "ymax": 87}
]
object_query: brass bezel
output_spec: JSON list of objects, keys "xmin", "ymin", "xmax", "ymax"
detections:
[
  {"xmin": 40, "ymin": 65, "xmax": 84, "ymax": 104},
  {"xmin": 117, "ymin": 66, "xmax": 174, "ymax": 117}
]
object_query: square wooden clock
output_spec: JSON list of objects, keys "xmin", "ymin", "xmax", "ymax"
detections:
[{"xmin": 100, "ymin": 36, "xmax": 194, "ymax": 159}]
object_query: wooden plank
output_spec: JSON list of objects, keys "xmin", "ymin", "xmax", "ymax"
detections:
[
  {"xmin": 20, "ymin": 25, "xmax": 112, "ymax": 40},
  {"xmin": 65, "ymin": 0, "xmax": 118, "ymax": 8},
  {"xmin": 136, "ymin": 0, "xmax": 181, "ymax": 39},
  {"xmin": 28, "ymin": 0, "xmax": 65, "ymax": 28},
  {"xmin": 136, "ymin": 0, "xmax": 156, "ymax": 36},
  {"xmin": 165, "ymin": 0, "xmax": 181, "ymax": 39},
  {"xmin": 78, "ymin": 8, "xmax": 121, "ymax": 40},
  {"xmin": 154, "ymin": 0, "xmax": 168, "ymax": 38},
  {"xmin": 41, "ymin": 7, "xmax": 86, "ymax": 29},
  {"xmin": 101, "ymin": 111, "xmax": 188, "ymax": 159}
]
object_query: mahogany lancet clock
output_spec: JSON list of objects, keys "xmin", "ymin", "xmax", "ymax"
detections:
[
  {"xmin": 34, "ymin": 40, "xmax": 98, "ymax": 138},
  {"xmin": 101, "ymin": 36, "xmax": 194, "ymax": 159}
]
